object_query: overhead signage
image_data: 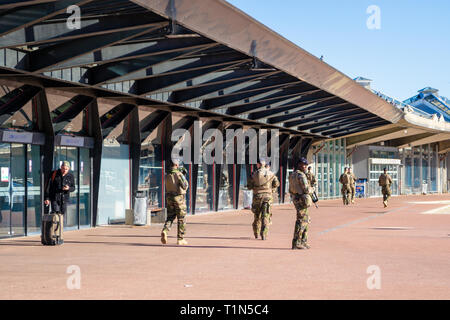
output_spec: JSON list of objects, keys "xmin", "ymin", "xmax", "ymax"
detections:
[
  {"xmin": 60, "ymin": 135, "xmax": 85, "ymax": 147},
  {"xmin": 371, "ymin": 158, "xmax": 402, "ymax": 165},
  {"xmin": 2, "ymin": 131, "xmax": 33, "ymax": 144}
]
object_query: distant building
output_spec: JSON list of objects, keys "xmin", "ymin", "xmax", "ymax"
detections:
[
  {"xmin": 354, "ymin": 77, "xmax": 373, "ymax": 90},
  {"xmin": 404, "ymin": 87, "xmax": 450, "ymax": 122}
]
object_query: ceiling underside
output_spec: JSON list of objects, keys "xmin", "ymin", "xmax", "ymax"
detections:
[{"xmin": 0, "ymin": 0, "xmax": 399, "ymax": 139}]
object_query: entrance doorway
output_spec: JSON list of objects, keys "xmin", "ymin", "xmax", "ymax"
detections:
[
  {"xmin": 54, "ymin": 146, "xmax": 91, "ymax": 229},
  {"xmin": 0, "ymin": 143, "xmax": 41, "ymax": 238},
  {"xmin": 369, "ymin": 163, "xmax": 399, "ymax": 197}
]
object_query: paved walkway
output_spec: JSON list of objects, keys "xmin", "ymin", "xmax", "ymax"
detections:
[{"xmin": 1, "ymin": 194, "xmax": 449, "ymax": 300}]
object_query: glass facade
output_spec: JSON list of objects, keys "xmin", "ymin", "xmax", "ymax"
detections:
[
  {"xmin": 97, "ymin": 142, "xmax": 131, "ymax": 225},
  {"xmin": 54, "ymin": 145, "xmax": 92, "ymax": 229},
  {"xmin": 314, "ymin": 139, "xmax": 347, "ymax": 199},
  {"xmin": 401, "ymin": 143, "xmax": 439, "ymax": 194},
  {"xmin": 0, "ymin": 143, "xmax": 42, "ymax": 238},
  {"xmin": 369, "ymin": 163, "xmax": 399, "ymax": 197},
  {"xmin": 139, "ymin": 132, "xmax": 163, "ymax": 210}
]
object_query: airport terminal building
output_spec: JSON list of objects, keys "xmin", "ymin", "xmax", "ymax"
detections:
[{"xmin": 0, "ymin": 0, "xmax": 449, "ymax": 238}]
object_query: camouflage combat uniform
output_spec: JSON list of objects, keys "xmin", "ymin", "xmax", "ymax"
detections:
[
  {"xmin": 247, "ymin": 167, "xmax": 279, "ymax": 240},
  {"xmin": 339, "ymin": 173, "xmax": 351, "ymax": 205},
  {"xmin": 348, "ymin": 172, "xmax": 357, "ymax": 204},
  {"xmin": 306, "ymin": 170, "xmax": 317, "ymax": 188},
  {"xmin": 162, "ymin": 168, "xmax": 189, "ymax": 241},
  {"xmin": 289, "ymin": 169, "xmax": 313, "ymax": 249},
  {"xmin": 378, "ymin": 172, "xmax": 393, "ymax": 208}
]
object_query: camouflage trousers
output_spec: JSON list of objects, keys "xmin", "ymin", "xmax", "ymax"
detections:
[
  {"xmin": 341, "ymin": 185, "xmax": 351, "ymax": 205},
  {"xmin": 292, "ymin": 197, "xmax": 309, "ymax": 246},
  {"xmin": 251, "ymin": 193, "xmax": 272, "ymax": 238},
  {"xmin": 162, "ymin": 194, "xmax": 187, "ymax": 240},
  {"xmin": 382, "ymin": 186, "xmax": 391, "ymax": 205},
  {"xmin": 350, "ymin": 185, "xmax": 356, "ymax": 202}
]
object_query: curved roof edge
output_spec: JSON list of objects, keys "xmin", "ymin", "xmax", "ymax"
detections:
[{"xmin": 130, "ymin": 0, "xmax": 404, "ymax": 123}]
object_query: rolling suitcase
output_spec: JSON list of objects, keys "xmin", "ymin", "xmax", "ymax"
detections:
[{"xmin": 41, "ymin": 203, "xmax": 64, "ymax": 246}]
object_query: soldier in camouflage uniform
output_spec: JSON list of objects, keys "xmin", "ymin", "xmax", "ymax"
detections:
[
  {"xmin": 306, "ymin": 166, "xmax": 317, "ymax": 189},
  {"xmin": 265, "ymin": 162, "xmax": 279, "ymax": 226},
  {"xmin": 348, "ymin": 167, "xmax": 357, "ymax": 204},
  {"xmin": 339, "ymin": 167, "xmax": 351, "ymax": 205},
  {"xmin": 378, "ymin": 168, "xmax": 393, "ymax": 208},
  {"xmin": 161, "ymin": 159, "xmax": 189, "ymax": 246},
  {"xmin": 289, "ymin": 158, "xmax": 314, "ymax": 250},
  {"xmin": 247, "ymin": 159, "xmax": 280, "ymax": 240}
]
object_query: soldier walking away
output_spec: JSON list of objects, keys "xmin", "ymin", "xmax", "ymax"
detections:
[
  {"xmin": 247, "ymin": 158, "xmax": 279, "ymax": 240},
  {"xmin": 161, "ymin": 159, "xmax": 189, "ymax": 245},
  {"xmin": 289, "ymin": 158, "xmax": 314, "ymax": 250},
  {"xmin": 378, "ymin": 168, "xmax": 393, "ymax": 208},
  {"xmin": 348, "ymin": 167, "xmax": 357, "ymax": 204},
  {"xmin": 339, "ymin": 167, "xmax": 351, "ymax": 205}
]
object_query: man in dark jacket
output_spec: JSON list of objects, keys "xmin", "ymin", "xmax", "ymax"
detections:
[{"xmin": 44, "ymin": 161, "xmax": 75, "ymax": 215}]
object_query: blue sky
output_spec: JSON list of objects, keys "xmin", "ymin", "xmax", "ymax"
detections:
[{"xmin": 226, "ymin": 0, "xmax": 450, "ymax": 101}]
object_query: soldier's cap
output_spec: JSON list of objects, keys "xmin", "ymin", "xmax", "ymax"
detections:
[
  {"xmin": 299, "ymin": 157, "xmax": 308, "ymax": 165},
  {"xmin": 171, "ymin": 156, "xmax": 182, "ymax": 166},
  {"xmin": 257, "ymin": 157, "xmax": 267, "ymax": 166},
  {"xmin": 61, "ymin": 161, "xmax": 70, "ymax": 168}
]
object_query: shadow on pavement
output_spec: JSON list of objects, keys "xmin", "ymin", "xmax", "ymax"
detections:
[{"xmin": 63, "ymin": 240, "xmax": 291, "ymax": 251}]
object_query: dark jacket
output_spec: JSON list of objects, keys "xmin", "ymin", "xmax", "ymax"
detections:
[{"xmin": 44, "ymin": 169, "xmax": 75, "ymax": 203}]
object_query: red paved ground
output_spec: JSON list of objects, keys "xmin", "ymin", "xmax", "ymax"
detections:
[{"xmin": 0, "ymin": 194, "xmax": 449, "ymax": 300}]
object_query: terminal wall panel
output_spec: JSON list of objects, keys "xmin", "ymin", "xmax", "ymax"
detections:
[{"xmin": 352, "ymin": 145, "xmax": 369, "ymax": 180}]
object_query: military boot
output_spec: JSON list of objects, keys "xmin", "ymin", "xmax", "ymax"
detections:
[
  {"xmin": 177, "ymin": 239, "xmax": 188, "ymax": 246},
  {"xmin": 161, "ymin": 230, "xmax": 168, "ymax": 244},
  {"xmin": 292, "ymin": 240, "xmax": 304, "ymax": 250},
  {"xmin": 301, "ymin": 243, "xmax": 311, "ymax": 249}
]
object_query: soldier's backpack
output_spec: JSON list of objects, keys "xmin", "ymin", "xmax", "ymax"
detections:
[
  {"xmin": 165, "ymin": 171, "xmax": 187, "ymax": 195},
  {"xmin": 379, "ymin": 174, "xmax": 387, "ymax": 187},
  {"xmin": 41, "ymin": 212, "xmax": 64, "ymax": 246},
  {"xmin": 289, "ymin": 171, "xmax": 304, "ymax": 195},
  {"xmin": 340, "ymin": 173, "xmax": 350, "ymax": 185},
  {"xmin": 252, "ymin": 169, "xmax": 274, "ymax": 193}
]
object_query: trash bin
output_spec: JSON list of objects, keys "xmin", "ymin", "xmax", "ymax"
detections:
[
  {"xmin": 243, "ymin": 190, "xmax": 253, "ymax": 209},
  {"xmin": 422, "ymin": 181, "xmax": 428, "ymax": 195},
  {"xmin": 134, "ymin": 191, "xmax": 148, "ymax": 226}
]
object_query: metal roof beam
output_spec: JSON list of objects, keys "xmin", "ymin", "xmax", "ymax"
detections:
[
  {"xmin": 51, "ymin": 94, "xmax": 94, "ymax": 134},
  {"xmin": 0, "ymin": 84, "xmax": 41, "ymax": 125},
  {"xmin": 266, "ymin": 101, "xmax": 351, "ymax": 124},
  {"xmin": 136, "ymin": 55, "xmax": 250, "ymax": 95},
  {"xmin": 226, "ymin": 88, "xmax": 321, "ymax": 116},
  {"xmin": 100, "ymin": 103, "xmax": 135, "ymax": 139},
  {"xmin": 0, "ymin": 12, "xmax": 167, "ymax": 49},
  {"xmin": 320, "ymin": 119, "xmax": 388, "ymax": 137},
  {"xmin": 26, "ymin": 25, "xmax": 163, "ymax": 72},
  {"xmin": 168, "ymin": 70, "xmax": 280, "ymax": 103},
  {"xmin": 249, "ymin": 94, "xmax": 336, "ymax": 120},
  {"xmin": 0, "ymin": 0, "xmax": 93, "ymax": 37},
  {"xmin": 304, "ymin": 114, "xmax": 380, "ymax": 132},
  {"xmin": 272, "ymin": 105, "xmax": 360, "ymax": 126},
  {"xmin": 203, "ymin": 81, "xmax": 315, "ymax": 110},
  {"xmin": 293, "ymin": 110, "xmax": 374, "ymax": 130},
  {"xmin": 87, "ymin": 41, "xmax": 216, "ymax": 85}
]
